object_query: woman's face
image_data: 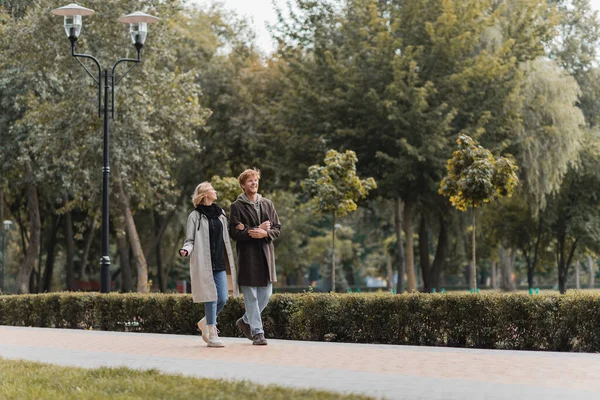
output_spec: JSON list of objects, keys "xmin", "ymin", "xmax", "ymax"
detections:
[{"xmin": 206, "ymin": 186, "xmax": 218, "ymax": 202}]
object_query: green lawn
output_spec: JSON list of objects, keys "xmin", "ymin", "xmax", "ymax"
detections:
[{"xmin": 0, "ymin": 358, "xmax": 373, "ymax": 400}]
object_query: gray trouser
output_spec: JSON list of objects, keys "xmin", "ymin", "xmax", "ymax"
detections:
[{"xmin": 241, "ymin": 284, "xmax": 272, "ymax": 336}]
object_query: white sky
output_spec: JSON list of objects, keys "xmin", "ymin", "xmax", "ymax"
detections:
[
  {"xmin": 192, "ymin": 0, "xmax": 284, "ymax": 54},
  {"xmin": 193, "ymin": 0, "xmax": 600, "ymax": 55}
]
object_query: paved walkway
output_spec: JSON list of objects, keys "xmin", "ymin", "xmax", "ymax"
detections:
[{"xmin": 0, "ymin": 326, "xmax": 599, "ymax": 399}]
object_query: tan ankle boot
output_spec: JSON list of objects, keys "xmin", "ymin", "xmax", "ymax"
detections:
[
  {"xmin": 197, "ymin": 317, "xmax": 209, "ymax": 343},
  {"xmin": 207, "ymin": 325, "xmax": 225, "ymax": 347}
]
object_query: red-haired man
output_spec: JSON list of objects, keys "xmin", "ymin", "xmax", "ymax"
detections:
[{"xmin": 230, "ymin": 168, "xmax": 281, "ymax": 345}]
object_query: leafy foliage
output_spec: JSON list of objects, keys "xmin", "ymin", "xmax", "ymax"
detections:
[
  {"xmin": 302, "ymin": 149, "xmax": 375, "ymax": 291},
  {"xmin": 210, "ymin": 176, "xmax": 240, "ymax": 212},
  {"xmin": 440, "ymin": 135, "xmax": 519, "ymax": 211},
  {"xmin": 302, "ymin": 150, "xmax": 376, "ymax": 218}
]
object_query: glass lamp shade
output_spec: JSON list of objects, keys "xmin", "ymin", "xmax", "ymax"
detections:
[
  {"xmin": 130, "ymin": 22, "xmax": 148, "ymax": 45},
  {"xmin": 52, "ymin": 4, "xmax": 94, "ymax": 40},
  {"xmin": 118, "ymin": 12, "xmax": 159, "ymax": 47},
  {"xmin": 64, "ymin": 15, "xmax": 82, "ymax": 39}
]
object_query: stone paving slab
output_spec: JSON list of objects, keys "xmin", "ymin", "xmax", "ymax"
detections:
[{"xmin": 1, "ymin": 326, "xmax": 599, "ymax": 399}]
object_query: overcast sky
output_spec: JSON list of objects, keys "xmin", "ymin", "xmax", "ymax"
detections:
[{"xmin": 193, "ymin": 0, "xmax": 600, "ymax": 55}]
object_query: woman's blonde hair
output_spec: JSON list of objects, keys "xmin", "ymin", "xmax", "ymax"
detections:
[{"xmin": 192, "ymin": 181, "xmax": 213, "ymax": 207}]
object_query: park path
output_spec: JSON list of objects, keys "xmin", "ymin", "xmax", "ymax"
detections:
[{"xmin": 0, "ymin": 325, "xmax": 599, "ymax": 399}]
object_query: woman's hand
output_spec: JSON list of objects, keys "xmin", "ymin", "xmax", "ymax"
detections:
[{"xmin": 179, "ymin": 249, "xmax": 188, "ymax": 257}]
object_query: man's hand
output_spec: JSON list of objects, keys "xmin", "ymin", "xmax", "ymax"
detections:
[
  {"xmin": 236, "ymin": 223, "xmax": 245, "ymax": 231},
  {"xmin": 179, "ymin": 249, "xmax": 188, "ymax": 257},
  {"xmin": 259, "ymin": 220, "xmax": 271, "ymax": 231},
  {"xmin": 248, "ymin": 228, "xmax": 268, "ymax": 239}
]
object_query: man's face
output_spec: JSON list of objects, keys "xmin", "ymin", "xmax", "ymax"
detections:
[{"xmin": 241, "ymin": 175, "xmax": 259, "ymax": 195}]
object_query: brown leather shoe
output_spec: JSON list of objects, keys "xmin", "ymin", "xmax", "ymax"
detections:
[
  {"xmin": 252, "ymin": 333, "xmax": 268, "ymax": 346},
  {"xmin": 236, "ymin": 318, "xmax": 252, "ymax": 340}
]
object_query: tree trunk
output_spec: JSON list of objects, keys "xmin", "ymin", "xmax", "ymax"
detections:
[
  {"xmin": 40, "ymin": 215, "xmax": 61, "ymax": 293},
  {"xmin": 557, "ymin": 235, "xmax": 577, "ymax": 295},
  {"xmin": 588, "ymin": 256, "xmax": 595, "ymax": 289},
  {"xmin": 386, "ymin": 255, "xmax": 394, "ymax": 290},
  {"xmin": 575, "ymin": 259, "xmax": 580, "ymax": 290},
  {"xmin": 510, "ymin": 248, "xmax": 517, "ymax": 286},
  {"xmin": 114, "ymin": 215, "xmax": 133, "ymax": 292},
  {"xmin": 331, "ymin": 212, "xmax": 336, "ymax": 292},
  {"xmin": 114, "ymin": 172, "xmax": 148, "ymax": 293},
  {"xmin": 500, "ymin": 246, "xmax": 516, "ymax": 291},
  {"xmin": 429, "ymin": 215, "xmax": 448, "ymax": 291},
  {"xmin": 0, "ymin": 187, "xmax": 3, "ymax": 236},
  {"xmin": 63, "ymin": 201, "xmax": 75, "ymax": 291},
  {"xmin": 523, "ymin": 248, "xmax": 533, "ymax": 290},
  {"xmin": 526, "ymin": 256, "xmax": 534, "ymax": 291},
  {"xmin": 491, "ymin": 261, "xmax": 497, "ymax": 289},
  {"xmin": 525, "ymin": 217, "xmax": 543, "ymax": 290},
  {"xmin": 155, "ymin": 213, "xmax": 166, "ymax": 292},
  {"xmin": 31, "ymin": 230, "xmax": 44, "ymax": 293},
  {"xmin": 165, "ymin": 236, "xmax": 182, "ymax": 291},
  {"xmin": 296, "ymin": 269, "xmax": 303, "ymax": 286},
  {"xmin": 17, "ymin": 163, "xmax": 41, "ymax": 294},
  {"xmin": 419, "ymin": 213, "xmax": 432, "ymax": 292},
  {"xmin": 557, "ymin": 234, "xmax": 567, "ymax": 294},
  {"xmin": 14, "ymin": 206, "xmax": 29, "ymax": 257},
  {"xmin": 403, "ymin": 201, "xmax": 416, "ymax": 292},
  {"xmin": 29, "ymin": 260, "xmax": 38, "ymax": 294},
  {"xmin": 151, "ymin": 210, "xmax": 167, "ymax": 292},
  {"xmin": 144, "ymin": 206, "xmax": 178, "ymax": 260},
  {"xmin": 281, "ymin": 269, "xmax": 287, "ymax": 289},
  {"xmin": 394, "ymin": 198, "xmax": 406, "ymax": 294},
  {"xmin": 470, "ymin": 206, "xmax": 477, "ymax": 291},
  {"xmin": 79, "ymin": 219, "xmax": 96, "ymax": 280}
]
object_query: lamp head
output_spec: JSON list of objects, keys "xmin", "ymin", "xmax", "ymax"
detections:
[
  {"xmin": 118, "ymin": 12, "xmax": 160, "ymax": 48},
  {"xmin": 51, "ymin": 4, "xmax": 95, "ymax": 42}
]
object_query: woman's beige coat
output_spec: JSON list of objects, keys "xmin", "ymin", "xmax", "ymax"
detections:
[{"xmin": 181, "ymin": 210, "xmax": 239, "ymax": 303}]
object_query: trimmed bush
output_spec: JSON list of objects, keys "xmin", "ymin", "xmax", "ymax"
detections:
[{"xmin": 1, "ymin": 292, "xmax": 598, "ymax": 352}]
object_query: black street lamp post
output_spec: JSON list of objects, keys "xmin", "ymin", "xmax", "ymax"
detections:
[{"xmin": 51, "ymin": 4, "xmax": 159, "ymax": 293}]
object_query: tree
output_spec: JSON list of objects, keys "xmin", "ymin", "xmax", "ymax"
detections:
[
  {"xmin": 272, "ymin": 0, "xmax": 556, "ymax": 294},
  {"xmin": 304, "ymin": 227, "xmax": 359, "ymax": 292},
  {"xmin": 0, "ymin": 0, "xmax": 209, "ymax": 292},
  {"xmin": 543, "ymin": 133, "xmax": 600, "ymax": 294},
  {"xmin": 440, "ymin": 135, "xmax": 519, "ymax": 290},
  {"xmin": 302, "ymin": 150, "xmax": 376, "ymax": 292},
  {"xmin": 486, "ymin": 57, "xmax": 585, "ymax": 290},
  {"xmin": 268, "ymin": 190, "xmax": 319, "ymax": 287},
  {"xmin": 512, "ymin": 58, "xmax": 585, "ymax": 212}
]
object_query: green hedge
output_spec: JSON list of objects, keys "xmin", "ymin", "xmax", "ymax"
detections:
[{"xmin": 1, "ymin": 292, "xmax": 599, "ymax": 352}]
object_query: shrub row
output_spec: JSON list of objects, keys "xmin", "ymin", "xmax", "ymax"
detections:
[{"xmin": 1, "ymin": 292, "xmax": 598, "ymax": 352}]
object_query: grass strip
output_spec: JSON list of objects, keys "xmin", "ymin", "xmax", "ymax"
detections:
[{"xmin": 0, "ymin": 357, "xmax": 373, "ymax": 400}]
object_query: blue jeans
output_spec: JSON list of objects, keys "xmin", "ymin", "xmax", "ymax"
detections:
[
  {"xmin": 204, "ymin": 270, "xmax": 228, "ymax": 326},
  {"xmin": 241, "ymin": 284, "xmax": 272, "ymax": 336}
]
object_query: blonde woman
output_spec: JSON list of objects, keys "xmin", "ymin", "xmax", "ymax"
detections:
[{"xmin": 179, "ymin": 182, "xmax": 239, "ymax": 347}]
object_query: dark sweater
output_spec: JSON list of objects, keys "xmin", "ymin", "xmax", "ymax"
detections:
[{"xmin": 195, "ymin": 204, "xmax": 225, "ymax": 272}]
